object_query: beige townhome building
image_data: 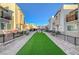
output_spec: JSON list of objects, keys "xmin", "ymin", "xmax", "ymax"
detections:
[
  {"xmin": 53, "ymin": 4, "xmax": 78, "ymax": 34},
  {"xmin": 0, "ymin": 3, "xmax": 25, "ymax": 43},
  {"xmin": 0, "ymin": 3, "xmax": 25, "ymax": 33}
]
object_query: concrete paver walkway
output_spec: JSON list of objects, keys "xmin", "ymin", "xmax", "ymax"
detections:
[
  {"xmin": 45, "ymin": 32, "xmax": 79, "ymax": 55},
  {"xmin": 0, "ymin": 32, "xmax": 35, "ymax": 55}
]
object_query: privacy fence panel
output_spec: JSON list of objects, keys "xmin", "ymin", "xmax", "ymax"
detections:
[
  {"xmin": 54, "ymin": 33, "xmax": 79, "ymax": 46},
  {"xmin": 4, "ymin": 33, "xmax": 13, "ymax": 42},
  {"xmin": 76, "ymin": 37, "xmax": 79, "ymax": 45},
  {"xmin": 66, "ymin": 36, "xmax": 75, "ymax": 45},
  {"xmin": 0, "ymin": 31, "xmax": 24, "ymax": 43},
  {"xmin": 0, "ymin": 34, "xmax": 4, "ymax": 43}
]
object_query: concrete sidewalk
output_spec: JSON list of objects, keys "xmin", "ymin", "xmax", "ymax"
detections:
[
  {"xmin": 0, "ymin": 32, "xmax": 35, "ymax": 55},
  {"xmin": 44, "ymin": 32, "xmax": 79, "ymax": 55}
]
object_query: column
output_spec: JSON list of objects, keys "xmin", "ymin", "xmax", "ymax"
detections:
[{"xmin": 77, "ymin": 8, "xmax": 79, "ymax": 34}]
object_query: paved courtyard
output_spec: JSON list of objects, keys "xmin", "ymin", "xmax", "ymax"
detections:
[{"xmin": 0, "ymin": 31, "xmax": 79, "ymax": 55}]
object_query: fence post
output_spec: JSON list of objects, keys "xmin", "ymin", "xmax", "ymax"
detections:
[
  {"xmin": 64, "ymin": 34, "xmax": 65, "ymax": 41},
  {"xmin": 3, "ymin": 34, "xmax": 5, "ymax": 43},
  {"xmin": 66, "ymin": 35, "xmax": 69, "ymax": 41},
  {"xmin": 74, "ymin": 37, "xmax": 76, "ymax": 45},
  {"xmin": 64, "ymin": 34, "xmax": 67, "ymax": 41},
  {"xmin": 13, "ymin": 33, "xmax": 15, "ymax": 39}
]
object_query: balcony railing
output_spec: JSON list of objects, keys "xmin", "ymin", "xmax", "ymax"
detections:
[
  {"xmin": 1, "ymin": 11, "xmax": 12, "ymax": 20},
  {"xmin": 0, "ymin": 6, "xmax": 13, "ymax": 20}
]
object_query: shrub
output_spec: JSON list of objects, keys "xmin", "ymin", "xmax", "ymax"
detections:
[{"xmin": 56, "ymin": 31, "xmax": 61, "ymax": 35}]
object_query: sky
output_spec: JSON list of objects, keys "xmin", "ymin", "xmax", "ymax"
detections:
[{"xmin": 17, "ymin": 3, "xmax": 63, "ymax": 26}]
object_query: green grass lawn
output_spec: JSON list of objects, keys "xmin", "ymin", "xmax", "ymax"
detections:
[{"xmin": 16, "ymin": 32, "xmax": 66, "ymax": 55}]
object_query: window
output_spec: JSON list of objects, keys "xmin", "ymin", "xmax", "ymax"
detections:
[
  {"xmin": 67, "ymin": 26, "xmax": 72, "ymax": 31},
  {"xmin": 67, "ymin": 24, "xmax": 77, "ymax": 31},
  {"xmin": 7, "ymin": 23, "xmax": 11, "ymax": 29},
  {"xmin": 1, "ymin": 23, "xmax": 5, "ymax": 30}
]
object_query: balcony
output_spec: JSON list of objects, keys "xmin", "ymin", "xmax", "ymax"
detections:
[
  {"xmin": 1, "ymin": 10, "xmax": 12, "ymax": 20},
  {"xmin": 0, "ymin": 6, "xmax": 13, "ymax": 20}
]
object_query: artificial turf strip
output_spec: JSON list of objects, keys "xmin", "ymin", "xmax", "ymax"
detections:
[{"xmin": 16, "ymin": 32, "xmax": 66, "ymax": 55}]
